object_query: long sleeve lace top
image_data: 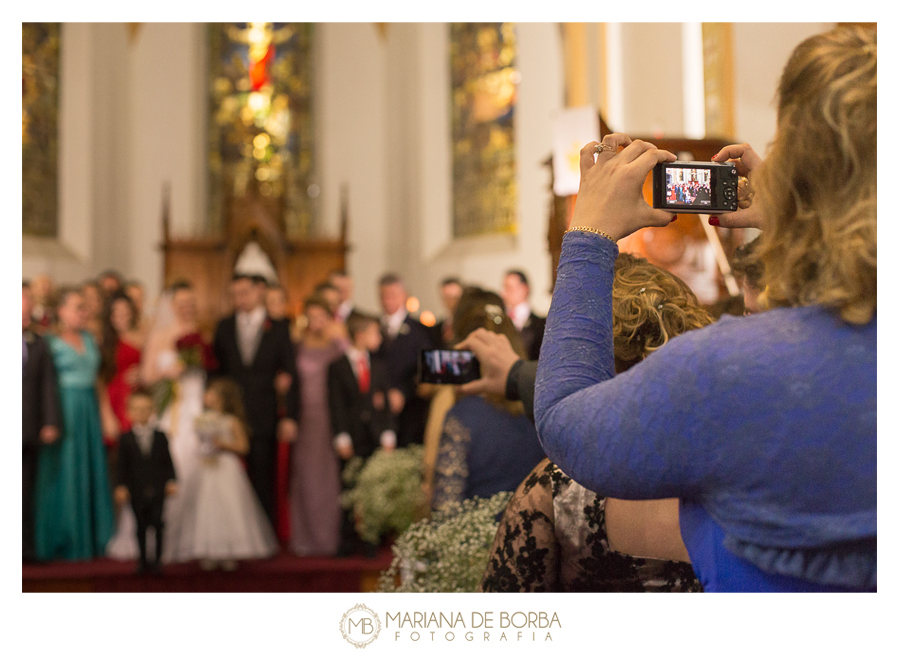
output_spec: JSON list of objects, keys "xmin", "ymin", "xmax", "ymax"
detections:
[{"xmin": 534, "ymin": 231, "xmax": 876, "ymax": 590}]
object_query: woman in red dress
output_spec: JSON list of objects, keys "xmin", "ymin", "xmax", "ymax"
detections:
[
  {"xmin": 100, "ymin": 292, "xmax": 143, "ymax": 434},
  {"xmin": 100, "ymin": 291, "xmax": 145, "ymax": 560}
]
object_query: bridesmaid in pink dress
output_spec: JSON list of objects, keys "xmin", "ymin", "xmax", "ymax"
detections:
[{"xmin": 288, "ymin": 296, "xmax": 348, "ymax": 555}]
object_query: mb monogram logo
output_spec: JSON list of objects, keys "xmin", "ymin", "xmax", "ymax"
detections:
[{"xmin": 340, "ymin": 604, "xmax": 382, "ymax": 648}]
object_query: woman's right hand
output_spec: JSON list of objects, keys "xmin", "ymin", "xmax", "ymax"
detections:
[
  {"xmin": 710, "ymin": 143, "xmax": 766, "ymax": 229},
  {"xmin": 455, "ymin": 328, "xmax": 520, "ymax": 398},
  {"xmin": 571, "ymin": 134, "xmax": 678, "ymax": 241}
]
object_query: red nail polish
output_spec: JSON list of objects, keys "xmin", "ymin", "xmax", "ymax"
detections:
[
  {"xmin": 670, "ymin": 215, "xmax": 678, "ymax": 223},
  {"xmin": 708, "ymin": 216, "xmax": 720, "ymax": 226}
]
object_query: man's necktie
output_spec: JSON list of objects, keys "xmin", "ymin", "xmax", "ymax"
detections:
[{"xmin": 358, "ymin": 354, "xmax": 370, "ymax": 394}]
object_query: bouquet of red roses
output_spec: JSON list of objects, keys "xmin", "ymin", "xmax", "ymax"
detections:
[
  {"xmin": 151, "ymin": 333, "xmax": 218, "ymax": 414},
  {"xmin": 176, "ymin": 332, "xmax": 217, "ymax": 371}
]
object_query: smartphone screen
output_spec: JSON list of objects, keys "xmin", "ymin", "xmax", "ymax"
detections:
[{"xmin": 418, "ymin": 349, "xmax": 481, "ymax": 385}]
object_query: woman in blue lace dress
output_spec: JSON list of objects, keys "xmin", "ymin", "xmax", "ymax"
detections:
[
  {"xmin": 35, "ymin": 288, "xmax": 116, "ymax": 561},
  {"xmin": 431, "ymin": 288, "xmax": 546, "ymax": 512},
  {"xmin": 533, "ymin": 27, "xmax": 876, "ymax": 592}
]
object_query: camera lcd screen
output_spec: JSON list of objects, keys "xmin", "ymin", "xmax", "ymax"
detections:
[
  {"xmin": 419, "ymin": 349, "xmax": 480, "ymax": 385},
  {"xmin": 663, "ymin": 166, "xmax": 713, "ymax": 209}
]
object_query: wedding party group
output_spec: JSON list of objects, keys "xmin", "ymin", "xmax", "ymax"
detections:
[{"xmin": 22, "ymin": 254, "xmax": 552, "ymax": 575}]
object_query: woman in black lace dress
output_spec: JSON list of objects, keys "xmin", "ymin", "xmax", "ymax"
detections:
[{"xmin": 479, "ymin": 253, "xmax": 711, "ymax": 592}]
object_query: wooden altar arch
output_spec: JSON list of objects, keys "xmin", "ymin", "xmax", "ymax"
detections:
[{"xmin": 160, "ymin": 183, "xmax": 349, "ymax": 333}]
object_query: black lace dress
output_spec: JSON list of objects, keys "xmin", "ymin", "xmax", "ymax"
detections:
[{"xmin": 479, "ymin": 459, "xmax": 702, "ymax": 592}]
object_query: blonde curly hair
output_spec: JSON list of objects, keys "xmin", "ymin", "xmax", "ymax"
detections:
[
  {"xmin": 753, "ymin": 26, "xmax": 876, "ymax": 324},
  {"xmin": 612, "ymin": 252, "xmax": 714, "ymax": 373}
]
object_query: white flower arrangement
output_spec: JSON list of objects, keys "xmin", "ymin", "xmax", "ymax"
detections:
[
  {"xmin": 341, "ymin": 445, "xmax": 428, "ymax": 545},
  {"xmin": 377, "ymin": 491, "xmax": 512, "ymax": 593},
  {"xmin": 194, "ymin": 410, "xmax": 221, "ymax": 457}
]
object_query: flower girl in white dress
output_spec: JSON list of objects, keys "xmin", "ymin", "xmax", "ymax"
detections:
[{"xmin": 165, "ymin": 377, "xmax": 278, "ymax": 570}]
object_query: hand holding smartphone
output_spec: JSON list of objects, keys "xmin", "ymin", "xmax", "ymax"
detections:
[{"xmin": 418, "ymin": 349, "xmax": 481, "ymax": 385}]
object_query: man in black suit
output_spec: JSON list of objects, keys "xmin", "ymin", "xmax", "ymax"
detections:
[
  {"xmin": 114, "ymin": 389, "xmax": 177, "ymax": 573},
  {"xmin": 212, "ymin": 273, "xmax": 300, "ymax": 524},
  {"xmin": 22, "ymin": 282, "xmax": 60, "ymax": 562},
  {"xmin": 328, "ymin": 312, "xmax": 395, "ymax": 556},
  {"xmin": 374, "ymin": 273, "xmax": 435, "ymax": 448},
  {"xmin": 328, "ymin": 270, "xmax": 357, "ymax": 324},
  {"xmin": 501, "ymin": 270, "xmax": 546, "ymax": 362}
]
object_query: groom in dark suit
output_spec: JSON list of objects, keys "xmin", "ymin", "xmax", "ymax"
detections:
[
  {"xmin": 22, "ymin": 282, "xmax": 60, "ymax": 562},
  {"xmin": 212, "ymin": 273, "xmax": 299, "ymax": 524}
]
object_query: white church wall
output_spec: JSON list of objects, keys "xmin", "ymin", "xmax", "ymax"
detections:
[
  {"xmin": 317, "ymin": 23, "xmax": 390, "ymax": 315},
  {"xmin": 732, "ymin": 22, "xmax": 832, "ymax": 157},
  {"xmin": 127, "ymin": 22, "xmax": 207, "ymax": 301},
  {"xmin": 90, "ymin": 24, "xmax": 131, "ymax": 277},
  {"xmin": 619, "ymin": 22, "xmax": 686, "ymax": 138}
]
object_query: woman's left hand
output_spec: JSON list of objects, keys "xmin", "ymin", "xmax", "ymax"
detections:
[{"xmin": 570, "ymin": 134, "xmax": 678, "ymax": 241}]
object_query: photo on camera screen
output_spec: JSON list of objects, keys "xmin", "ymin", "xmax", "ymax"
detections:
[
  {"xmin": 420, "ymin": 349, "xmax": 480, "ymax": 385},
  {"xmin": 665, "ymin": 167, "xmax": 712, "ymax": 208}
]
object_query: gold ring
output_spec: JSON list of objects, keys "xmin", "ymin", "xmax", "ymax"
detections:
[{"xmin": 594, "ymin": 143, "xmax": 615, "ymax": 155}]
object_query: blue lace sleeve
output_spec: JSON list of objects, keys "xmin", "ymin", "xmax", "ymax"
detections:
[{"xmin": 534, "ymin": 231, "xmax": 715, "ymax": 500}]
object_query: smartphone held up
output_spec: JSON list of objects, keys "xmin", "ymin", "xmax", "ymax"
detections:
[{"xmin": 418, "ymin": 349, "xmax": 481, "ymax": 385}]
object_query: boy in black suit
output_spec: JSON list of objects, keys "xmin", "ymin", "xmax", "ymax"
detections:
[
  {"xmin": 328, "ymin": 312, "xmax": 396, "ymax": 557},
  {"xmin": 114, "ymin": 389, "xmax": 177, "ymax": 574}
]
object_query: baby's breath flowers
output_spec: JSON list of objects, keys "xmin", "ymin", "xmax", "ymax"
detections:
[
  {"xmin": 378, "ymin": 492, "xmax": 512, "ymax": 593},
  {"xmin": 341, "ymin": 446, "xmax": 428, "ymax": 545}
]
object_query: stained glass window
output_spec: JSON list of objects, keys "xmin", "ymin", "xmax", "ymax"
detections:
[
  {"xmin": 207, "ymin": 23, "xmax": 317, "ymax": 238},
  {"xmin": 22, "ymin": 23, "xmax": 60, "ymax": 238},
  {"xmin": 450, "ymin": 23, "xmax": 519, "ymax": 238}
]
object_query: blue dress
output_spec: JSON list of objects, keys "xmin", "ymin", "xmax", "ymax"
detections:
[
  {"xmin": 534, "ymin": 231, "xmax": 876, "ymax": 591},
  {"xmin": 432, "ymin": 395, "xmax": 546, "ymax": 509},
  {"xmin": 35, "ymin": 332, "xmax": 115, "ymax": 561}
]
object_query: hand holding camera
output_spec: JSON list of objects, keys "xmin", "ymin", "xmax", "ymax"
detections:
[
  {"xmin": 571, "ymin": 133, "xmax": 678, "ymax": 242},
  {"xmin": 707, "ymin": 143, "xmax": 766, "ymax": 229}
]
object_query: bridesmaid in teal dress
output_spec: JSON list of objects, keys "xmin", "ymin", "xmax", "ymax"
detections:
[{"xmin": 35, "ymin": 287, "xmax": 116, "ymax": 561}]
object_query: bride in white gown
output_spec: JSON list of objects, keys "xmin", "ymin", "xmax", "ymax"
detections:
[{"xmin": 106, "ymin": 282, "xmax": 208, "ymax": 561}]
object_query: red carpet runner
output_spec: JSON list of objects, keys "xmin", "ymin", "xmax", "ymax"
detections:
[{"xmin": 22, "ymin": 548, "xmax": 393, "ymax": 593}]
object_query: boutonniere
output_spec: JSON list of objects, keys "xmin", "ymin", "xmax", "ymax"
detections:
[
  {"xmin": 263, "ymin": 318, "xmax": 273, "ymax": 332},
  {"xmin": 398, "ymin": 323, "xmax": 410, "ymax": 336}
]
